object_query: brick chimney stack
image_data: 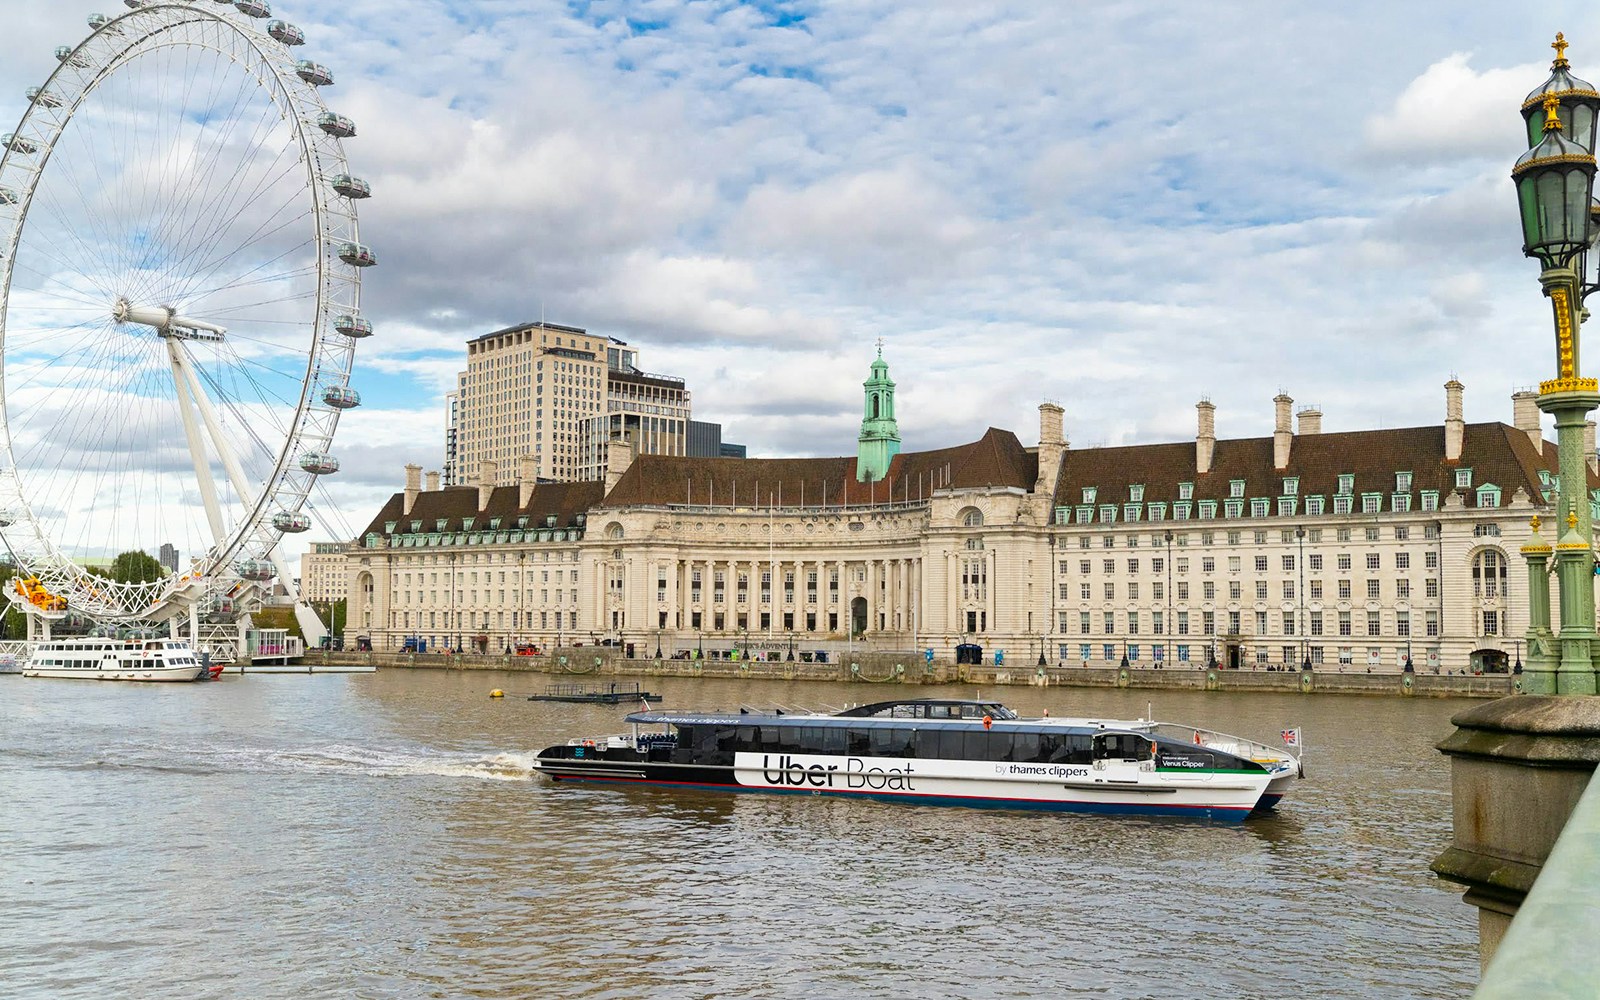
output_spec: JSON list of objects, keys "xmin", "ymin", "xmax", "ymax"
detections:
[{"xmin": 1196, "ymin": 400, "xmax": 1216, "ymax": 475}]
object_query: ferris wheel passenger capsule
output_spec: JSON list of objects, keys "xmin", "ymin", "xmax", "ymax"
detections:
[
  {"xmin": 272, "ymin": 511, "xmax": 311, "ymax": 533},
  {"xmin": 322, "ymin": 385, "xmax": 361, "ymax": 409},
  {"xmin": 317, "ymin": 112, "xmax": 356, "ymax": 138},
  {"xmin": 337, "ymin": 242, "xmax": 376, "ymax": 267},
  {"xmin": 234, "ymin": 0, "xmax": 271, "ymax": 18},
  {"xmin": 236, "ymin": 559, "xmax": 275, "ymax": 582},
  {"xmin": 268, "ymin": 20, "xmax": 305, "ymax": 45},
  {"xmin": 87, "ymin": 14, "xmax": 120, "ymax": 33},
  {"xmin": 25, "ymin": 87, "xmax": 62, "ymax": 108},
  {"xmin": 123, "ymin": 0, "xmax": 146, "ymax": 8},
  {"xmin": 2, "ymin": 134, "xmax": 37, "ymax": 156},
  {"xmin": 55, "ymin": 46, "xmax": 91, "ymax": 69},
  {"xmin": 334, "ymin": 314, "xmax": 372, "ymax": 338},
  {"xmin": 331, "ymin": 174, "xmax": 370, "ymax": 199},
  {"xmin": 0, "ymin": 188, "xmax": 16, "ymax": 206},
  {"xmin": 299, "ymin": 452, "xmax": 339, "ymax": 475},
  {"xmin": 295, "ymin": 61, "xmax": 333, "ymax": 87}
]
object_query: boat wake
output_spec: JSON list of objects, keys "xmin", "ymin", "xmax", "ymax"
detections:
[
  {"xmin": 261, "ymin": 744, "xmax": 542, "ymax": 782},
  {"xmin": 68, "ymin": 741, "xmax": 542, "ymax": 783}
]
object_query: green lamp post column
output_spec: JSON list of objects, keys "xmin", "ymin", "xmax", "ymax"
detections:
[
  {"xmin": 1521, "ymin": 515, "xmax": 1556, "ymax": 691},
  {"xmin": 1514, "ymin": 38, "xmax": 1600, "ymax": 695}
]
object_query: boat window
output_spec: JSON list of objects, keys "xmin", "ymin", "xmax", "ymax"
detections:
[
  {"xmin": 1094, "ymin": 734, "xmax": 1153, "ymax": 761},
  {"xmin": 889, "ymin": 704, "xmax": 918, "ymax": 718},
  {"xmin": 869, "ymin": 728, "xmax": 915, "ymax": 758},
  {"xmin": 847, "ymin": 728, "xmax": 871, "ymax": 756},
  {"xmin": 962, "ymin": 731, "xmax": 991, "ymax": 760},
  {"xmin": 800, "ymin": 727, "xmax": 829, "ymax": 752},
  {"xmin": 777, "ymin": 727, "xmax": 802, "ymax": 752},
  {"xmin": 925, "ymin": 705, "xmax": 951, "ymax": 719},
  {"xmin": 1011, "ymin": 732, "xmax": 1041, "ymax": 763}
]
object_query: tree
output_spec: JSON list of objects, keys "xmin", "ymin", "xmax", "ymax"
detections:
[{"xmin": 107, "ymin": 550, "xmax": 164, "ymax": 584}]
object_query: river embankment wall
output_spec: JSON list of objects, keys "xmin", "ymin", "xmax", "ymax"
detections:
[{"xmin": 298, "ymin": 650, "xmax": 1514, "ymax": 698}]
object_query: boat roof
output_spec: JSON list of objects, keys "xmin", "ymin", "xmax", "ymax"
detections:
[{"xmin": 624, "ymin": 699, "xmax": 1159, "ymax": 734}]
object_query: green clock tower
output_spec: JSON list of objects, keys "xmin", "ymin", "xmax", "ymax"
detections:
[{"xmin": 856, "ymin": 341, "xmax": 900, "ymax": 482}]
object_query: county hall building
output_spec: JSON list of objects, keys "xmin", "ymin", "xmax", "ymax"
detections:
[{"xmin": 341, "ymin": 351, "xmax": 1594, "ymax": 673}]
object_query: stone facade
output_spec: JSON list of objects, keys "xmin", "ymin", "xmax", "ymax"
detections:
[{"xmin": 344, "ymin": 361, "xmax": 1594, "ymax": 670}]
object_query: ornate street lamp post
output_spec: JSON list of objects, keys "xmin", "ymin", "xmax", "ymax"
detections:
[
  {"xmin": 1164, "ymin": 529, "xmax": 1174, "ymax": 668},
  {"xmin": 1297, "ymin": 526, "xmax": 1310, "ymax": 671},
  {"xmin": 1513, "ymin": 34, "xmax": 1600, "ymax": 695}
]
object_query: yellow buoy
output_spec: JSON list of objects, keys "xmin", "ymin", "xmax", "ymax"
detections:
[{"xmin": 489, "ymin": 689, "xmax": 504, "ymax": 699}]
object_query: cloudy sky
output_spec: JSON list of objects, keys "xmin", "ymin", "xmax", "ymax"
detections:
[{"xmin": 5, "ymin": 0, "xmax": 1600, "ymax": 560}]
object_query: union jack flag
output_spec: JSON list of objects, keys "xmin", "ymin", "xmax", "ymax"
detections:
[{"xmin": 1281, "ymin": 728, "xmax": 1301, "ymax": 747}]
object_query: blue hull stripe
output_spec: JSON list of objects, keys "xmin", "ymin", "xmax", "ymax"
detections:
[{"xmin": 549, "ymin": 772, "xmax": 1256, "ymax": 822}]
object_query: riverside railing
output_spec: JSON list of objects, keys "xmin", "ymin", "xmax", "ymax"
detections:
[{"xmin": 1472, "ymin": 769, "xmax": 1600, "ymax": 997}]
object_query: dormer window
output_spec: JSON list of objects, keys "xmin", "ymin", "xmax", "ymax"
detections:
[
  {"xmin": 1229, "ymin": 480, "xmax": 1245, "ymax": 498},
  {"xmin": 1129, "ymin": 484, "xmax": 1145, "ymax": 502},
  {"xmin": 1337, "ymin": 474, "xmax": 1354, "ymax": 495},
  {"xmin": 1178, "ymin": 482, "xmax": 1194, "ymax": 500},
  {"xmin": 1282, "ymin": 477, "xmax": 1298, "ymax": 496},
  {"xmin": 1082, "ymin": 487, "xmax": 1097, "ymax": 504},
  {"xmin": 435, "ymin": 519, "xmax": 448, "ymax": 532},
  {"xmin": 1395, "ymin": 471, "xmax": 1412, "ymax": 492},
  {"xmin": 1455, "ymin": 468, "xmax": 1473, "ymax": 489},
  {"xmin": 1476, "ymin": 484, "xmax": 1501, "ymax": 508}
]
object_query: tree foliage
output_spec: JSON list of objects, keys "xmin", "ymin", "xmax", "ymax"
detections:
[{"xmin": 107, "ymin": 550, "xmax": 165, "ymax": 584}]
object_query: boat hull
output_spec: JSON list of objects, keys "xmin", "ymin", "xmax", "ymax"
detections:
[
  {"xmin": 23, "ymin": 663, "xmax": 205, "ymax": 682},
  {"xmin": 534, "ymin": 756, "xmax": 1266, "ymax": 821}
]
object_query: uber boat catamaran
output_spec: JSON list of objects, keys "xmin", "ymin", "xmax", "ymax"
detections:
[
  {"xmin": 534, "ymin": 698, "xmax": 1300, "ymax": 821},
  {"xmin": 21, "ymin": 637, "xmax": 208, "ymax": 682}
]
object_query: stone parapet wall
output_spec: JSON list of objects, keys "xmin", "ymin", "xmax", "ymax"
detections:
[{"xmin": 301, "ymin": 650, "xmax": 1515, "ymax": 697}]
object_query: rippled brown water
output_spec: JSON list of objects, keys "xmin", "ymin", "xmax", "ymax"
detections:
[{"xmin": 0, "ymin": 671, "xmax": 1477, "ymax": 999}]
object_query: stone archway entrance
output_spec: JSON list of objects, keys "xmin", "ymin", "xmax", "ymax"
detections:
[{"xmin": 850, "ymin": 597, "xmax": 867, "ymax": 637}]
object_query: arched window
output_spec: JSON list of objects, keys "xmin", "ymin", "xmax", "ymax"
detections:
[
  {"xmin": 1472, "ymin": 549, "xmax": 1507, "ymax": 598},
  {"xmin": 960, "ymin": 507, "xmax": 983, "ymax": 527},
  {"xmin": 605, "ymin": 522, "xmax": 624, "ymax": 539},
  {"xmin": 871, "ymin": 396, "xmax": 880, "ymax": 419}
]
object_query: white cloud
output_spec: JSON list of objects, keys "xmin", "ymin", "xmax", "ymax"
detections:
[{"xmin": 1364, "ymin": 53, "xmax": 1543, "ymax": 163}]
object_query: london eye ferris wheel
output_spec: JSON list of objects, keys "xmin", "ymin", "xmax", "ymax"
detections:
[{"xmin": 0, "ymin": 1, "xmax": 373, "ymax": 632}]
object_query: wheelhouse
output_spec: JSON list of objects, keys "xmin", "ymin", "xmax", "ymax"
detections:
[
  {"xmin": 295, "ymin": 60, "xmax": 333, "ymax": 87},
  {"xmin": 321, "ymin": 385, "xmax": 361, "ymax": 409},
  {"xmin": 268, "ymin": 20, "xmax": 305, "ymax": 45},
  {"xmin": 331, "ymin": 174, "xmax": 370, "ymax": 199},
  {"xmin": 317, "ymin": 112, "xmax": 356, "ymax": 138}
]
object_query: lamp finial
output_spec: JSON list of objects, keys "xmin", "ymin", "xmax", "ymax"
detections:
[
  {"xmin": 1554, "ymin": 32, "xmax": 1571, "ymax": 69},
  {"xmin": 1543, "ymin": 93, "xmax": 1565, "ymax": 133},
  {"xmin": 1531, "ymin": 514, "xmax": 1542, "ymax": 533}
]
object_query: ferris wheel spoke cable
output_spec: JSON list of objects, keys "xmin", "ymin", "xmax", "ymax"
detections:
[
  {"xmin": 159, "ymin": 84, "xmax": 303, "ymax": 305},
  {"xmin": 139, "ymin": 94, "xmax": 285, "ymax": 306},
  {"xmin": 131, "ymin": 43, "xmax": 245, "ymax": 284},
  {"xmin": 180, "ymin": 203, "xmax": 315, "ymax": 307}
]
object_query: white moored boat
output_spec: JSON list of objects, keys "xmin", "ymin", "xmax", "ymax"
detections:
[
  {"xmin": 22, "ymin": 637, "xmax": 208, "ymax": 682},
  {"xmin": 534, "ymin": 698, "xmax": 1301, "ymax": 822}
]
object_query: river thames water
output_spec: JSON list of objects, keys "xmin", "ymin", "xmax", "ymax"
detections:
[{"xmin": 0, "ymin": 670, "xmax": 1479, "ymax": 999}]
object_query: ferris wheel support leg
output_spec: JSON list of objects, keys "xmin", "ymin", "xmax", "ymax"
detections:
[
  {"xmin": 172, "ymin": 340, "xmax": 259, "ymax": 515},
  {"xmin": 167, "ymin": 340, "xmax": 227, "ymax": 549}
]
